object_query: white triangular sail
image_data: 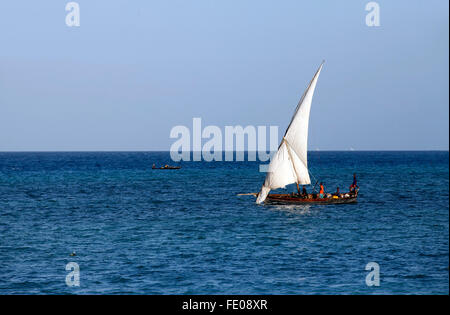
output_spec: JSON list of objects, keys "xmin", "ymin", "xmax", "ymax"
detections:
[{"xmin": 256, "ymin": 62, "xmax": 324, "ymax": 204}]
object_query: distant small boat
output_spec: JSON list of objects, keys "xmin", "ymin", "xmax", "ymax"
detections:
[
  {"xmin": 238, "ymin": 61, "xmax": 359, "ymax": 204},
  {"xmin": 152, "ymin": 164, "xmax": 181, "ymax": 170}
]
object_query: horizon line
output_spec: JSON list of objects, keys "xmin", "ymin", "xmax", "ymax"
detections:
[{"xmin": 0, "ymin": 149, "xmax": 448, "ymax": 153}]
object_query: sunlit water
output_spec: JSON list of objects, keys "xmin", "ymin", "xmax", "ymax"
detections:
[{"xmin": 0, "ymin": 151, "xmax": 448, "ymax": 294}]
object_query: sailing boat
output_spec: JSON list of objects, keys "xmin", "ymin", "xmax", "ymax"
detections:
[{"xmin": 241, "ymin": 61, "xmax": 358, "ymax": 204}]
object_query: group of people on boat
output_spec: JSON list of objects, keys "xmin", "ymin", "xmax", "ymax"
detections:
[{"xmin": 297, "ymin": 174, "xmax": 358, "ymax": 200}]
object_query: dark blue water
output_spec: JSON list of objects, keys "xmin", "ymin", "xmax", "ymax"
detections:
[{"xmin": 0, "ymin": 151, "xmax": 448, "ymax": 294}]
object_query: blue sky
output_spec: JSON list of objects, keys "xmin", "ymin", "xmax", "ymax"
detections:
[{"xmin": 0, "ymin": 0, "xmax": 448, "ymax": 151}]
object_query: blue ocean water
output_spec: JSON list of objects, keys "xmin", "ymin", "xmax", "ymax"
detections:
[{"xmin": 0, "ymin": 151, "xmax": 448, "ymax": 295}]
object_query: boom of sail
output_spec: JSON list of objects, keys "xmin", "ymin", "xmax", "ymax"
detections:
[{"xmin": 256, "ymin": 62, "xmax": 324, "ymax": 204}]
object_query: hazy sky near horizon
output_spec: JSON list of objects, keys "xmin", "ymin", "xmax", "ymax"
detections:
[{"xmin": 0, "ymin": 0, "xmax": 448, "ymax": 151}]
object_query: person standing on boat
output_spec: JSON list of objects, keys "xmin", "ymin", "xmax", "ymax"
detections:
[
  {"xmin": 349, "ymin": 173, "xmax": 359, "ymax": 193},
  {"xmin": 319, "ymin": 183, "xmax": 325, "ymax": 198}
]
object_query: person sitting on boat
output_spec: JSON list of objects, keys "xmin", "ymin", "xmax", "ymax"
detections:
[
  {"xmin": 349, "ymin": 184, "xmax": 355, "ymax": 194},
  {"xmin": 319, "ymin": 183, "xmax": 325, "ymax": 198},
  {"xmin": 334, "ymin": 187, "xmax": 340, "ymax": 197},
  {"xmin": 301, "ymin": 186, "xmax": 308, "ymax": 198}
]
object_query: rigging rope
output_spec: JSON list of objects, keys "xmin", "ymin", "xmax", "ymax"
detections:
[{"xmin": 308, "ymin": 150, "xmax": 321, "ymax": 193}]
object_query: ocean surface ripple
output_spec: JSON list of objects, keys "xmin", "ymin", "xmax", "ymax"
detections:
[{"xmin": 0, "ymin": 151, "xmax": 448, "ymax": 294}]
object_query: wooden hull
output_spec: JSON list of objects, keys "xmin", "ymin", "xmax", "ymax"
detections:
[{"xmin": 265, "ymin": 193, "xmax": 358, "ymax": 204}]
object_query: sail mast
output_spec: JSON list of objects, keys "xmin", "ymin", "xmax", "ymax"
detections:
[{"xmin": 284, "ymin": 138, "xmax": 301, "ymax": 194}]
